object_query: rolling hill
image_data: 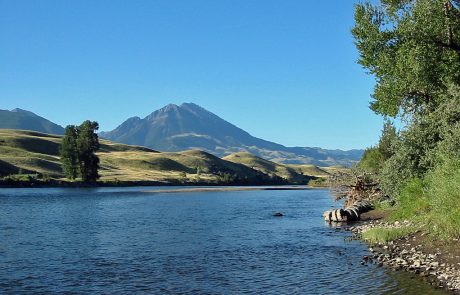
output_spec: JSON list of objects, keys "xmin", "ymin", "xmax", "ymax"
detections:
[
  {"xmin": 223, "ymin": 152, "xmax": 311, "ymax": 184},
  {"xmin": 100, "ymin": 103, "xmax": 363, "ymax": 166},
  {"xmin": 0, "ymin": 129, "xmax": 324, "ymax": 185},
  {"xmin": 0, "ymin": 108, "xmax": 65, "ymax": 135}
]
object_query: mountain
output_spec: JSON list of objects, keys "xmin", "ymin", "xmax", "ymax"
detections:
[
  {"xmin": 100, "ymin": 103, "xmax": 363, "ymax": 166},
  {"xmin": 0, "ymin": 108, "xmax": 64, "ymax": 135}
]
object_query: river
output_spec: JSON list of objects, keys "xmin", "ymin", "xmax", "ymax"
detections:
[{"xmin": 0, "ymin": 187, "xmax": 444, "ymax": 294}]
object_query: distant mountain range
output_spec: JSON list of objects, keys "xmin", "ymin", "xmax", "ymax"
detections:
[
  {"xmin": 100, "ymin": 103, "xmax": 363, "ymax": 166},
  {"xmin": 0, "ymin": 108, "xmax": 64, "ymax": 135},
  {"xmin": 0, "ymin": 104, "xmax": 363, "ymax": 166}
]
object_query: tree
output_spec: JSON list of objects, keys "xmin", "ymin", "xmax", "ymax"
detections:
[
  {"xmin": 60, "ymin": 125, "xmax": 79, "ymax": 179},
  {"xmin": 359, "ymin": 120, "xmax": 398, "ymax": 174},
  {"xmin": 60, "ymin": 121, "xmax": 100, "ymax": 182},
  {"xmin": 352, "ymin": 0, "xmax": 460, "ymax": 117},
  {"xmin": 378, "ymin": 120, "xmax": 397, "ymax": 159},
  {"xmin": 76, "ymin": 120, "xmax": 100, "ymax": 182}
]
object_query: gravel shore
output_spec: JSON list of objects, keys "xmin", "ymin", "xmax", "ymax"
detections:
[{"xmin": 348, "ymin": 218, "xmax": 460, "ymax": 293}]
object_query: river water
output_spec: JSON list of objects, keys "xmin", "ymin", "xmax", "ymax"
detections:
[{"xmin": 0, "ymin": 187, "xmax": 444, "ymax": 294}]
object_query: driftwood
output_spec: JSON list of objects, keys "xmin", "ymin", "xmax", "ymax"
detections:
[
  {"xmin": 328, "ymin": 170, "xmax": 383, "ymax": 207},
  {"xmin": 323, "ymin": 200, "xmax": 373, "ymax": 222}
]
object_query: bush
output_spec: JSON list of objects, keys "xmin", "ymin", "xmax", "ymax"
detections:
[
  {"xmin": 359, "ymin": 147, "xmax": 384, "ymax": 174},
  {"xmin": 307, "ymin": 177, "xmax": 327, "ymax": 187},
  {"xmin": 425, "ymin": 156, "xmax": 460, "ymax": 240},
  {"xmin": 389, "ymin": 178, "xmax": 429, "ymax": 221}
]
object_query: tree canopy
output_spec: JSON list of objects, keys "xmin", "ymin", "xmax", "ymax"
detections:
[
  {"xmin": 60, "ymin": 120, "xmax": 100, "ymax": 182},
  {"xmin": 352, "ymin": 0, "xmax": 460, "ymax": 117}
]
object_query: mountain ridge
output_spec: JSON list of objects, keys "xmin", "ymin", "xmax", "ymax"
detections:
[
  {"xmin": 100, "ymin": 103, "xmax": 363, "ymax": 166},
  {"xmin": 0, "ymin": 108, "xmax": 65, "ymax": 135}
]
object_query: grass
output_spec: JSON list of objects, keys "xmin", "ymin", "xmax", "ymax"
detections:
[
  {"xmin": 388, "ymin": 178, "xmax": 430, "ymax": 222},
  {"xmin": 285, "ymin": 163, "xmax": 330, "ymax": 177},
  {"xmin": 361, "ymin": 226, "xmax": 417, "ymax": 244},
  {"xmin": 0, "ymin": 129, "xmax": 321, "ymax": 185},
  {"xmin": 380, "ymin": 157, "xmax": 460, "ymax": 241},
  {"xmin": 424, "ymin": 157, "xmax": 460, "ymax": 240}
]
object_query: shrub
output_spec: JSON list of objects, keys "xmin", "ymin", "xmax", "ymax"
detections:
[
  {"xmin": 359, "ymin": 147, "xmax": 384, "ymax": 174},
  {"xmin": 425, "ymin": 156, "xmax": 460, "ymax": 240},
  {"xmin": 389, "ymin": 178, "xmax": 429, "ymax": 221}
]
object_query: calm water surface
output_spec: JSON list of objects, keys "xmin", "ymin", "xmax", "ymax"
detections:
[{"xmin": 0, "ymin": 187, "xmax": 445, "ymax": 294}]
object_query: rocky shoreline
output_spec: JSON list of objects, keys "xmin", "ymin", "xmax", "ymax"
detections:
[{"xmin": 347, "ymin": 218, "xmax": 460, "ymax": 293}]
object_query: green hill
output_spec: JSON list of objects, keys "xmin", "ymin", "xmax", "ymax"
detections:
[
  {"xmin": 223, "ymin": 152, "xmax": 316, "ymax": 184},
  {"xmin": 0, "ymin": 129, "xmax": 304, "ymax": 185},
  {"xmin": 284, "ymin": 164, "xmax": 330, "ymax": 178}
]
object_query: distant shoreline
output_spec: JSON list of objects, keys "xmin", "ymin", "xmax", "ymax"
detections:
[
  {"xmin": 142, "ymin": 186, "xmax": 313, "ymax": 194},
  {"xmin": 0, "ymin": 180, "xmax": 324, "ymax": 189}
]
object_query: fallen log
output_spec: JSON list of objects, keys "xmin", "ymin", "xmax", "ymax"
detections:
[{"xmin": 323, "ymin": 200, "xmax": 373, "ymax": 223}]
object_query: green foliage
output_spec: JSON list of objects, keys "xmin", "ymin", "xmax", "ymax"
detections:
[
  {"xmin": 389, "ymin": 178, "xmax": 430, "ymax": 221},
  {"xmin": 359, "ymin": 120, "xmax": 397, "ymax": 174},
  {"xmin": 378, "ymin": 120, "xmax": 397, "ymax": 159},
  {"xmin": 76, "ymin": 121, "xmax": 100, "ymax": 182},
  {"xmin": 216, "ymin": 172, "xmax": 236, "ymax": 184},
  {"xmin": 307, "ymin": 177, "xmax": 327, "ymax": 187},
  {"xmin": 425, "ymin": 156, "xmax": 460, "ymax": 239},
  {"xmin": 354, "ymin": 2, "xmax": 460, "ymax": 241},
  {"xmin": 361, "ymin": 226, "xmax": 417, "ymax": 244},
  {"xmin": 378, "ymin": 87, "xmax": 460, "ymax": 196},
  {"xmin": 352, "ymin": 0, "xmax": 460, "ymax": 117},
  {"xmin": 60, "ymin": 121, "xmax": 100, "ymax": 182},
  {"xmin": 60, "ymin": 125, "xmax": 79, "ymax": 179},
  {"xmin": 379, "ymin": 118, "xmax": 438, "ymax": 196},
  {"xmin": 2, "ymin": 173, "xmax": 37, "ymax": 182},
  {"xmin": 359, "ymin": 147, "xmax": 384, "ymax": 174}
]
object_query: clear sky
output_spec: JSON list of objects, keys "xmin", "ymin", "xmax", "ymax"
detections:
[{"xmin": 0, "ymin": 0, "xmax": 381, "ymax": 150}]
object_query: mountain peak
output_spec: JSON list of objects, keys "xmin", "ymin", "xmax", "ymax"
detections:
[
  {"xmin": 100, "ymin": 103, "xmax": 364, "ymax": 166},
  {"xmin": 180, "ymin": 102, "xmax": 201, "ymax": 108},
  {"xmin": 11, "ymin": 108, "xmax": 37, "ymax": 116},
  {"xmin": 0, "ymin": 108, "xmax": 64, "ymax": 134}
]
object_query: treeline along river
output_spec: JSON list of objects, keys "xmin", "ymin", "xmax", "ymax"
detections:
[{"xmin": 0, "ymin": 187, "xmax": 444, "ymax": 294}]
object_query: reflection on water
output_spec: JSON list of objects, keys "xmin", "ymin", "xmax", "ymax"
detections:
[{"xmin": 0, "ymin": 187, "xmax": 445, "ymax": 294}]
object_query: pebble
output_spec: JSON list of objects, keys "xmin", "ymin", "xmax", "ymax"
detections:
[{"xmin": 350, "ymin": 220, "xmax": 460, "ymax": 292}]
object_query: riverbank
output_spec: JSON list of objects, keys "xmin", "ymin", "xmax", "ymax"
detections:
[
  {"xmin": 350, "ymin": 211, "xmax": 460, "ymax": 293},
  {"xmin": 143, "ymin": 185, "xmax": 311, "ymax": 194},
  {"xmin": 0, "ymin": 178, "xmax": 317, "ymax": 190}
]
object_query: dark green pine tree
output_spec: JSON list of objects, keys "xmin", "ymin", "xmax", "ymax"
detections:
[
  {"xmin": 60, "ymin": 125, "xmax": 79, "ymax": 180},
  {"xmin": 76, "ymin": 120, "xmax": 100, "ymax": 183}
]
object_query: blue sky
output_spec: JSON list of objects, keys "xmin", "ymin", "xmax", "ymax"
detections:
[{"xmin": 0, "ymin": 0, "xmax": 381, "ymax": 150}]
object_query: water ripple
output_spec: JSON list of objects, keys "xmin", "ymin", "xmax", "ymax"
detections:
[{"xmin": 0, "ymin": 187, "xmax": 444, "ymax": 294}]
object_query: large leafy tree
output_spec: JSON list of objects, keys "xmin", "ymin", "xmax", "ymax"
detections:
[
  {"xmin": 60, "ymin": 125, "xmax": 79, "ymax": 179},
  {"xmin": 76, "ymin": 120, "xmax": 100, "ymax": 183},
  {"xmin": 352, "ymin": 0, "xmax": 460, "ymax": 117},
  {"xmin": 60, "ymin": 121, "xmax": 100, "ymax": 182}
]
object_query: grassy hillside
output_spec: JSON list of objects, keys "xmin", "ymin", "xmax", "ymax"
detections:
[
  {"xmin": 223, "ymin": 152, "xmax": 317, "ymax": 184},
  {"xmin": 0, "ymin": 129, "xmax": 313, "ymax": 185}
]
